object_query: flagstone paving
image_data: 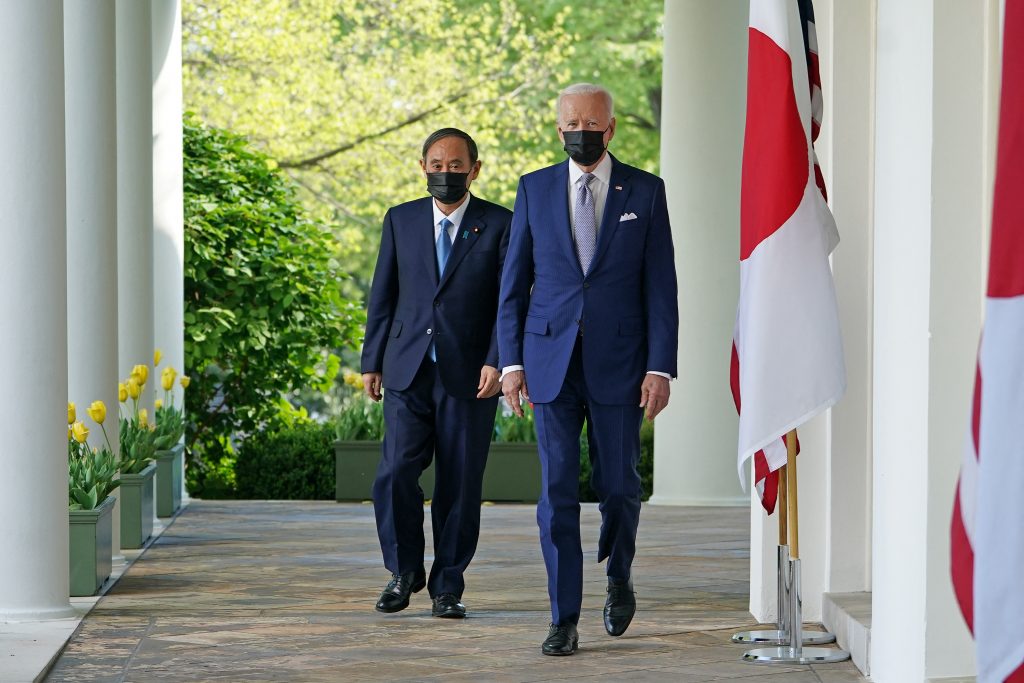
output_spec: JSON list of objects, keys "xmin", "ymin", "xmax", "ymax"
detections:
[{"xmin": 45, "ymin": 501, "xmax": 866, "ymax": 682}]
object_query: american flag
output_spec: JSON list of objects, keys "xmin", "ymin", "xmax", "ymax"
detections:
[
  {"xmin": 951, "ymin": 2, "xmax": 1024, "ymax": 679},
  {"xmin": 731, "ymin": 0, "xmax": 841, "ymax": 514}
]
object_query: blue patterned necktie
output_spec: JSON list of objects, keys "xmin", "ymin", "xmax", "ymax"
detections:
[
  {"xmin": 574, "ymin": 173, "xmax": 597, "ymax": 273},
  {"xmin": 431, "ymin": 218, "xmax": 453, "ymax": 362},
  {"xmin": 436, "ymin": 217, "xmax": 453, "ymax": 277}
]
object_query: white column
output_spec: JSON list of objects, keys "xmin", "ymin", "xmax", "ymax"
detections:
[
  {"xmin": 66, "ymin": 0, "xmax": 121, "ymax": 559},
  {"xmin": 0, "ymin": 0, "xmax": 76, "ymax": 621},
  {"xmin": 117, "ymin": 0, "xmax": 155, "ymax": 403},
  {"xmin": 152, "ymin": 0, "xmax": 184, "ymax": 402},
  {"xmin": 817, "ymin": 0, "xmax": 875, "ymax": 597},
  {"xmin": 650, "ymin": 0, "xmax": 747, "ymax": 508},
  {"xmin": 871, "ymin": 1, "xmax": 998, "ymax": 680},
  {"xmin": 152, "ymin": 0, "xmax": 186, "ymax": 500}
]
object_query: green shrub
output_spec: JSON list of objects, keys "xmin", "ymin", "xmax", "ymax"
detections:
[
  {"xmin": 234, "ymin": 422, "xmax": 335, "ymax": 499},
  {"xmin": 492, "ymin": 404, "xmax": 537, "ymax": 443},
  {"xmin": 333, "ymin": 395, "xmax": 384, "ymax": 441}
]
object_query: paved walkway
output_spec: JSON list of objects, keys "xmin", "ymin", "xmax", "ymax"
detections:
[{"xmin": 46, "ymin": 501, "xmax": 865, "ymax": 682}]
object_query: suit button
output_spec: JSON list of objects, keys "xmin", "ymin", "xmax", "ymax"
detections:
[
  {"xmin": 583, "ymin": 282, "xmax": 590, "ymax": 289},
  {"xmin": 426, "ymin": 328, "xmax": 432, "ymax": 335},
  {"xmin": 434, "ymin": 301, "xmax": 441, "ymax": 307}
]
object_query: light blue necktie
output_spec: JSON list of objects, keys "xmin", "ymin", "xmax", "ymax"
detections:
[
  {"xmin": 436, "ymin": 217, "xmax": 453, "ymax": 277},
  {"xmin": 430, "ymin": 218, "xmax": 453, "ymax": 361},
  {"xmin": 574, "ymin": 173, "xmax": 597, "ymax": 273}
]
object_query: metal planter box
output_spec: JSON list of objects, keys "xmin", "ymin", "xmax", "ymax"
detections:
[
  {"xmin": 119, "ymin": 460, "xmax": 156, "ymax": 549},
  {"xmin": 155, "ymin": 443, "xmax": 183, "ymax": 517},
  {"xmin": 69, "ymin": 495, "xmax": 115, "ymax": 597}
]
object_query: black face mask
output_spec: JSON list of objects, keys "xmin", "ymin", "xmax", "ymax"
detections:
[
  {"xmin": 562, "ymin": 129, "xmax": 607, "ymax": 166},
  {"xmin": 426, "ymin": 172, "xmax": 469, "ymax": 204}
]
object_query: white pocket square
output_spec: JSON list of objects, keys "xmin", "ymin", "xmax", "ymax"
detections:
[{"xmin": 619, "ymin": 212, "xmax": 638, "ymax": 222}]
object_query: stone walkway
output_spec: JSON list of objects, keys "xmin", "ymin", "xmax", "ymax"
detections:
[{"xmin": 46, "ymin": 501, "xmax": 865, "ymax": 682}]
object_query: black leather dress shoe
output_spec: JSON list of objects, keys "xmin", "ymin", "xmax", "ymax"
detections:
[
  {"xmin": 374, "ymin": 570, "xmax": 426, "ymax": 613},
  {"xmin": 603, "ymin": 577, "xmax": 636, "ymax": 636},
  {"xmin": 541, "ymin": 622, "xmax": 579, "ymax": 656},
  {"xmin": 431, "ymin": 593, "xmax": 466, "ymax": 618}
]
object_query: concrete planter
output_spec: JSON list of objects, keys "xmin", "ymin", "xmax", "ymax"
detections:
[
  {"xmin": 69, "ymin": 494, "xmax": 115, "ymax": 597},
  {"xmin": 481, "ymin": 442, "xmax": 541, "ymax": 502},
  {"xmin": 119, "ymin": 460, "xmax": 156, "ymax": 549},
  {"xmin": 334, "ymin": 440, "xmax": 539, "ymax": 503},
  {"xmin": 155, "ymin": 443, "xmax": 183, "ymax": 517}
]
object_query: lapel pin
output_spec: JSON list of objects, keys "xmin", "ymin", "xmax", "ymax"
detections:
[
  {"xmin": 614, "ymin": 185, "xmax": 623, "ymax": 191},
  {"xmin": 462, "ymin": 230, "xmax": 469, "ymax": 239},
  {"xmin": 472, "ymin": 226, "xmax": 480, "ymax": 234}
]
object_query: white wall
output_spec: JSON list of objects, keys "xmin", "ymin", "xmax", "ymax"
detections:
[{"xmin": 925, "ymin": 1, "xmax": 999, "ymax": 678}]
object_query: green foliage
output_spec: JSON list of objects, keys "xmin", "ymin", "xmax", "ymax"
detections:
[
  {"xmin": 153, "ymin": 405, "xmax": 185, "ymax": 451},
  {"xmin": 332, "ymin": 394, "xmax": 384, "ymax": 441},
  {"xmin": 183, "ymin": 114, "xmax": 364, "ymax": 496},
  {"xmin": 119, "ymin": 416, "xmax": 157, "ymax": 475},
  {"xmin": 492, "ymin": 403, "xmax": 537, "ymax": 443},
  {"xmin": 579, "ymin": 419, "xmax": 654, "ymax": 502},
  {"xmin": 235, "ymin": 421, "xmax": 336, "ymax": 499},
  {"xmin": 68, "ymin": 441, "xmax": 121, "ymax": 511}
]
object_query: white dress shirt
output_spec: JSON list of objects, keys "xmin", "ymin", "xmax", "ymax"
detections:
[
  {"xmin": 432, "ymin": 193, "xmax": 471, "ymax": 244},
  {"xmin": 501, "ymin": 156, "xmax": 670, "ymax": 383}
]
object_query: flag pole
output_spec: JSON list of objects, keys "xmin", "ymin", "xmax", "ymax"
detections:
[{"xmin": 743, "ymin": 429, "xmax": 849, "ymax": 664}]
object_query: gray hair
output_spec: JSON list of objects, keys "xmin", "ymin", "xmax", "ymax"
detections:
[{"xmin": 557, "ymin": 82, "xmax": 615, "ymax": 120}]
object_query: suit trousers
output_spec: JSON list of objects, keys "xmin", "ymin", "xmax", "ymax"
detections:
[
  {"xmin": 373, "ymin": 355, "xmax": 497, "ymax": 598},
  {"xmin": 533, "ymin": 340, "xmax": 644, "ymax": 626}
]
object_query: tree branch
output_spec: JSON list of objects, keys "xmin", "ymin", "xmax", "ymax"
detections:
[{"xmin": 278, "ymin": 92, "xmax": 471, "ymax": 169}]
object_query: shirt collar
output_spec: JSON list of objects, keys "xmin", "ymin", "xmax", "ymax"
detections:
[
  {"xmin": 432, "ymin": 193, "xmax": 472, "ymax": 231},
  {"xmin": 568, "ymin": 152, "xmax": 612, "ymax": 187}
]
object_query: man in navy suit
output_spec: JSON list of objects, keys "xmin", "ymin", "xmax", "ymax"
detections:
[
  {"xmin": 361, "ymin": 128, "xmax": 511, "ymax": 619},
  {"xmin": 498, "ymin": 84, "xmax": 678, "ymax": 655}
]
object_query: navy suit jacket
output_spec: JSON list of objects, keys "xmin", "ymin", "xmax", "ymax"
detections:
[
  {"xmin": 497, "ymin": 156, "xmax": 679, "ymax": 405},
  {"xmin": 361, "ymin": 195, "xmax": 512, "ymax": 400}
]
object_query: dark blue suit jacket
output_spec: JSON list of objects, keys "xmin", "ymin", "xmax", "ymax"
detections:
[
  {"xmin": 497, "ymin": 156, "xmax": 679, "ymax": 405},
  {"xmin": 361, "ymin": 195, "xmax": 512, "ymax": 400}
]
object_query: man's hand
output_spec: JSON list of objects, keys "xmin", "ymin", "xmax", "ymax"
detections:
[
  {"xmin": 477, "ymin": 365, "xmax": 501, "ymax": 398},
  {"xmin": 501, "ymin": 370, "xmax": 530, "ymax": 417},
  {"xmin": 362, "ymin": 372, "xmax": 383, "ymax": 402},
  {"xmin": 639, "ymin": 374, "xmax": 670, "ymax": 421}
]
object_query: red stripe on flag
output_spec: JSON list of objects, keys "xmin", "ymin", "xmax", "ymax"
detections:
[
  {"xmin": 951, "ymin": 483, "xmax": 975, "ymax": 632},
  {"xmin": 988, "ymin": 1, "xmax": 1024, "ymax": 298},
  {"xmin": 740, "ymin": 28, "xmax": 809, "ymax": 261}
]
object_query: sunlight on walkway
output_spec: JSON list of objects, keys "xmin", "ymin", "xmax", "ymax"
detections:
[{"xmin": 46, "ymin": 501, "xmax": 864, "ymax": 682}]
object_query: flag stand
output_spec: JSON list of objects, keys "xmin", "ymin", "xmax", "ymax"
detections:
[
  {"xmin": 741, "ymin": 430, "xmax": 850, "ymax": 664},
  {"xmin": 732, "ymin": 467, "xmax": 834, "ymax": 646}
]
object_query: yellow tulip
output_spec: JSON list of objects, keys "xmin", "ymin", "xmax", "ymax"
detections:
[
  {"xmin": 153, "ymin": 349, "xmax": 163, "ymax": 366},
  {"xmin": 131, "ymin": 364, "xmax": 148, "ymax": 385},
  {"xmin": 87, "ymin": 400, "xmax": 106, "ymax": 424},
  {"xmin": 138, "ymin": 409, "xmax": 148, "ymax": 427},
  {"xmin": 155, "ymin": 398, "xmax": 163, "ymax": 410},
  {"xmin": 67, "ymin": 427, "xmax": 72, "ymax": 441},
  {"xmin": 72, "ymin": 421, "xmax": 89, "ymax": 444},
  {"xmin": 180, "ymin": 376, "xmax": 191, "ymax": 389},
  {"xmin": 67, "ymin": 402, "xmax": 76, "ymax": 425},
  {"xmin": 118, "ymin": 383, "xmax": 128, "ymax": 403},
  {"xmin": 161, "ymin": 367, "xmax": 177, "ymax": 391},
  {"xmin": 127, "ymin": 378, "xmax": 141, "ymax": 400}
]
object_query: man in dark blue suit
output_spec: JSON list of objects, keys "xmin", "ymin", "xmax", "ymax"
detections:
[
  {"xmin": 361, "ymin": 128, "xmax": 511, "ymax": 619},
  {"xmin": 498, "ymin": 84, "xmax": 678, "ymax": 655}
]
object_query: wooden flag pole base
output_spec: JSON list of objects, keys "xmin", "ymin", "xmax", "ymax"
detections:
[{"xmin": 739, "ymin": 431, "xmax": 847, "ymax": 661}]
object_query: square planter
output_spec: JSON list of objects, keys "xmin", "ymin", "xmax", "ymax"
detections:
[
  {"xmin": 155, "ymin": 443, "xmax": 183, "ymax": 517},
  {"xmin": 69, "ymin": 495, "xmax": 115, "ymax": 597},
  {"xmin": 334, "ymin": 441, "xmax": 539, "ymax": 502},
  {"xmin": 335, "ymin": 440, "xmax": 435, "ymax": 502},
  {"xmin": 119, "ymin": 460, "xmax": 156, "ymax": 549},
  {"xmin": 482, "ymin": 442, "xmax": 541, "ymax": 502}
]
